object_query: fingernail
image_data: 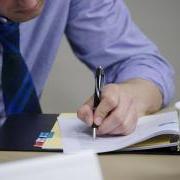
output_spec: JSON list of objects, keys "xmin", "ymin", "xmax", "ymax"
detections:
[{"xmin": 95, "ymin": 117, "xmax": 102, "ymax": 126}]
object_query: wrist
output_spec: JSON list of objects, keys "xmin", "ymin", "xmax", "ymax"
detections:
[{"xmin": 117, "ymin": 78, "xmax": 163, "ymax": 116}]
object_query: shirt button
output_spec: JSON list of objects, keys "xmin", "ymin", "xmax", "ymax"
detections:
[{"xmin": 0, "ymin": 17, "xmax": 8, "ymax": 24}]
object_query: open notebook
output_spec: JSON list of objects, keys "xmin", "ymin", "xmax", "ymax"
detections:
[{"xmin": 56, "ymin": 111, "xmax": 180, "ymax": 154}]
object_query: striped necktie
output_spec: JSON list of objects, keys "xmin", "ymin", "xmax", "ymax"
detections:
[{"xmin": 0, "ymin": 20, "xmax": 41, "ymax": 115}]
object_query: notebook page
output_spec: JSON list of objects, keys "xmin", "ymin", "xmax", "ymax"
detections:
[{"xmin": 58, "ymin": 111, "xmax": 179, "ymax": 153}]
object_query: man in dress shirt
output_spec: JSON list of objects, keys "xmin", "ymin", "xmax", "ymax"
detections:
[{"xmin": 0, "ymin": 0, "xmax": 174, "ymax": 135}]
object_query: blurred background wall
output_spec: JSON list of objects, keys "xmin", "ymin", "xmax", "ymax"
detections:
[{"xmin": 41, "ymin": 0, "xmax": 180, "ymax": 113}]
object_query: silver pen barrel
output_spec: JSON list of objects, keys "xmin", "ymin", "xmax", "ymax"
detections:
[{"xmin": 93, "ymin": 127, "xmax": 96, "ymax": 140}]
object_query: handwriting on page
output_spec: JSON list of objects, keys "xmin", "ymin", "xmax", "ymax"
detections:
[{"xmin": 58, "ymin": 112, "xmax": 179, "ymax": 153}]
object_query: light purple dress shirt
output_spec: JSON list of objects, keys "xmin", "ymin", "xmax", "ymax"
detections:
[{"xmin": 0, "ymin": 0, "xmax": 175, "ymax": 115}]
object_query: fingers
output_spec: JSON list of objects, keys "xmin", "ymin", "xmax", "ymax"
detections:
[
  {"xmin": 97, "ymin": 94, "xmax": 137, "ymax": 135},
  {"xmin": 78, "ymin": 84, "xmax": 120, "ymax": 127},
  {"xmin": 109, "ymin": 105, "xmax": 137, "ymax": 135},
  {"xmin": 94, "ymin": 84, "xmax": 120, "ymax": 125},
  {"xmin": 78, "ymin": 83, "xmax": 140, "ymax": 136},
  {"xmin": 77, "ymin": 97, "xmax": 94, "ymax": 126}
]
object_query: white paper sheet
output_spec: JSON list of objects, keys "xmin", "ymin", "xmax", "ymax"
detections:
[
  {"xmin": 58, "ymin": 111, "xmax": 179, "ymax": 153},
  {"xmin": 0, "ymin": 151, "xmax": 103, "ymax": 180}
]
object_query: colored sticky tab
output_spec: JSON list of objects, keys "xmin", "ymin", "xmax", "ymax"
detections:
[
  {"xmin": 39, "ymin": 132, "xmax": 50, "ymax": 138},
  {"xmin": 33, "ymin": 141, "xmax": 44, "ymax": 148},
  {"xmin": 47, "ymin": 132, "xmax": 54, "ymax": 138},
  {"xmin": 34, "ymin": 131, "xmax": 54, "ymax": 148},
  {"xmin": 36, "ymin": 138, "xmax": 46, "ymax": 143},
  {"xmin": 42, "ymin": 122, "xmax": 62, "ymax": 150}
]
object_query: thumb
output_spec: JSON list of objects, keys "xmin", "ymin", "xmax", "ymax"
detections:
[{"xmin": 94, "ymin": 95, "xmax": 118, "ymax": 125}]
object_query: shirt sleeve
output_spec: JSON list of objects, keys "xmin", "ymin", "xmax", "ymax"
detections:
[{"xmin": 65, "ymin": 0, "xmax": 175, "ymax": 106}]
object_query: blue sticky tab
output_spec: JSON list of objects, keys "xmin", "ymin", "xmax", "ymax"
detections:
[
  {"xmin": 39, "ymin": 132, "xmax": 49, "ymax": 138},
  {"xmin": 47, "ymin": 132, "xmax": 54, "ymax": 138}
]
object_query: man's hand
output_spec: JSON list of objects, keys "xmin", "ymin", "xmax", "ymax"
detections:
[{"xmin": 77, "ymin": 79, "xmax": 162, "ymax": 136}]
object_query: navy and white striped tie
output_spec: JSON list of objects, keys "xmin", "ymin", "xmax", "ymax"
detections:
[{"xmin": 0, "ymin": 20, "xmax": 41, "ymax": 115}]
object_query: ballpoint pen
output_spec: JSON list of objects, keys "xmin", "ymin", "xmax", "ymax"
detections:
[{"xmin": 92, "ymin": 66, "xmax": 105, "ymax": 140}]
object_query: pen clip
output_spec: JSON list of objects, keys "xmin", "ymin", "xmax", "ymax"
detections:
[{"xmin": 94, "ymin": 67, "xmax": 105, "ymax": 109}]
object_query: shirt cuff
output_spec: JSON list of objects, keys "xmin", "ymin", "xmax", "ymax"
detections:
[{"xmin": 105, "ymin": 56, "xmax": 175, "ymax": 107}]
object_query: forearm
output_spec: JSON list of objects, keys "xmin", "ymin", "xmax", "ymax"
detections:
[
  {"xmin": 119, "ymin": 78, "xmax": 163, "ymax": 116},
  {"xmin": 66, "ymin": 0, "xmax": 174, "ymax": 106}
]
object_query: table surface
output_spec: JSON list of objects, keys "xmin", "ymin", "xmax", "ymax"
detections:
[
  {"xmin": 1, "ymin": 107, "xmax": 180, "ymax": 180},
  {"xmin": 0, "ymin": 151, "xmax": 180, "ymax": 180}
]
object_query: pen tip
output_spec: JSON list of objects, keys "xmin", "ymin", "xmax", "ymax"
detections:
[{"xmin": 93, "ymin": 128, "xmax": 96, "ymax": 140}]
